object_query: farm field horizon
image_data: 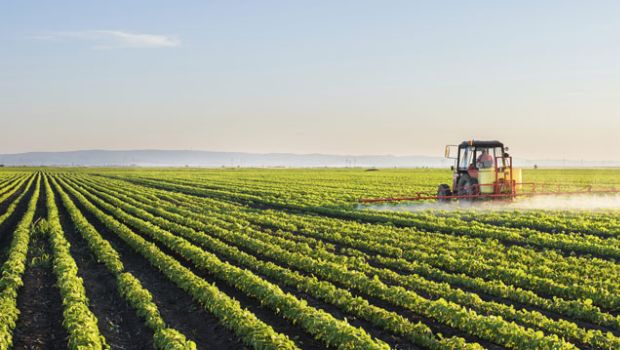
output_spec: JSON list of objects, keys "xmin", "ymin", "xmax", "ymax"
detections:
[
  {"xmin": 5, "ymin": 1, "xmax": 620, "ymax": 349},
  {"xmin": 0, "ymin": 167, "xmax": 619, "ymax": 350}
]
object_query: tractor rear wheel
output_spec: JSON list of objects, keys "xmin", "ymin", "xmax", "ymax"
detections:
[
  {"xmin": 457, "ymin": 175, "xmax": 480, "ymax": 201},
  {"xmin": 437, "ymin": 184, "xmax": 452, "ymax": 202}
]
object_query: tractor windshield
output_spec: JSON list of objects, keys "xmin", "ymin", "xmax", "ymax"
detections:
[
  {"xmin": 459, "ymin": 146, "xmax": 503, "ymax": 170},
  {"xmin": 476, "ymin": 147, "xmax": 503, "ymax": 168}
]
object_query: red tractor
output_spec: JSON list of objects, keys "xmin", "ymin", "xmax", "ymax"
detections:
[
  {"xmin": 437, "ymin": 140, "xmax": 519, "ymax": 201},
  {"xmin": 359, "ymin": 140, "xmax": 618, "ymax": 204}
]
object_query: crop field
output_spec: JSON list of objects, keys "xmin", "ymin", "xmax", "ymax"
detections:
[{"xmin": 0, "ymin": 168, "xmax": 620, "ymax": 350}]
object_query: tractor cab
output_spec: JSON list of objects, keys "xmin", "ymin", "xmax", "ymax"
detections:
[
  {"xmin": 456, "ymin": 141, "xmax": 504, "ymax": 172},
  {"xmin": 439, "ymin": 140, "xmax": 520, "ymax": 200}
]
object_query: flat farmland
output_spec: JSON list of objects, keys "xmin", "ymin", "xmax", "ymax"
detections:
[{"xmin": 0, "ymin": 168, "xmax": 619, "ymax": 350}]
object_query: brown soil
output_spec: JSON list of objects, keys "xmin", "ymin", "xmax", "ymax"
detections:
[
  {"xmin": 62, "ymin": 184, "xmax": 254, "ymax": 350},
  {"xmin": 55, "ymin": 193, "xmax": 155, "ymax": 349},
  {"xmin": 12, "ymin": 180, "xmax": 68, "ymax": 350}
]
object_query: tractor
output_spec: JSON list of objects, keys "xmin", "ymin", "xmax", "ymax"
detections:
[
  {"xmin": 437, "ymin": 140, "xmax": 520, "ymax": 201},
  {"xmin": 358, "ymin": 140, "xmax": 619, "ymax": 204}
]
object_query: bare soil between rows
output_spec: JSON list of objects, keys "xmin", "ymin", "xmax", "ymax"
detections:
[
  {"xmin": 12, "ymin": 178, "xmax": 68, "ymax": 350},
  {"xmin": 61, "ymin": 180, "xmax": 254, "ymax": 350}
]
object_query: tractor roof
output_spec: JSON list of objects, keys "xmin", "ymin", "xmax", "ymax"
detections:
[{"xmin": 459, "ymin": 140, "xmax": 504, "ymax": 148}]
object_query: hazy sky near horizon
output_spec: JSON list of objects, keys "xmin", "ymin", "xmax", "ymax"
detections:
[{"xmin": 1, "ymin": 1, "xmax": 618, "ymax": 161}]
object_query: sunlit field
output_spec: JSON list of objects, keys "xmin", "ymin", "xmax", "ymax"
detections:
[{"xmin": 0, "ymin": 168, "xmax": 619, "ymax": 350}]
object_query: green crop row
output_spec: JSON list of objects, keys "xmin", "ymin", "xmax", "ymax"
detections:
[
  {"xmin": 55, "ymin": 177, "xmax": 302, "ymax": 350},
  {"xmin": 0, "ymin": 174, "xmax": 39, "ymax": 350},
  {"xmin": 42, "ymin": 175, "xmax": 108, "ymax": 349},
  {"xmin": 68, "ymin": 175, "xmax": 483, "ymax": 350},
  {"xmin": 65, "ymin": 175, "xmax": 576, "ymax": 350},
  {"xmin": 49, "ymin": 175, "xmax": 197, "ymax": 350},
  {"xmin": 57, "ymin": 176, "xmax": 391, "ymax": 350},
  {"xmin": 83, "ymin": 173, "xmax": 620, "ymax": 332},
  {"xmin": 0, "ymin": 175, "xmax": 36, "ymax": 231},
  {"xmin": 102, "ymin": 173, "xmax": 620, "ymax": 302}
]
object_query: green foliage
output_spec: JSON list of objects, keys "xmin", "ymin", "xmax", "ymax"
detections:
[
  {"xmin": 0, "ymin": 167, "xmax": 618, "ymax": 350},
  {"xmin": 0, "ymin": 174, "xmax": 39, "ymax": 350},
  {"xmin": 51, "ymin": 176, "xmax": 197, "ymax": 350},
  {"xmin": 52, "ymin": 176, "xmax": 299, "ymax": 350}
]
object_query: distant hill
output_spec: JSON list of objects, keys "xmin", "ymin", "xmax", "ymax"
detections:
[{"xmin": 0, "ymin": 150, "xmax": 617, "ymax": 168}]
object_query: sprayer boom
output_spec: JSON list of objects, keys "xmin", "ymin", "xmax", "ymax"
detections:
[
  {"xmin": 358, "ymin": 139, "xmax": 620, "ymax": 204},
  {"xmin": 359, "ymin": 183, "xmax": 620, "ymax": 203}
]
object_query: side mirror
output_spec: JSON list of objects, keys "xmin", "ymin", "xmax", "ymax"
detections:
[
  {"xmin": 450, "ymin": 165, "xmax": 455, "ymax": 171},
  {"xmin": 505, "ymin": 147, "xmax": 509, "ymax": 152},
  {"xmin": 444, "ymin": 145, "xmax": 458, "ymax": 159}
]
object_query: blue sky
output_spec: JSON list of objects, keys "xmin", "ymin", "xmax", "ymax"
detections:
[{"xmin": 1, "ymin": 1, "xmax": 618, "ymax": 160}]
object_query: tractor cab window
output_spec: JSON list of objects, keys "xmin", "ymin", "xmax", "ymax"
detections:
[
  {"xmin": 476, "ymin": 148, "xmax": 495, "ymax": 168},
  {"xmin": 460, "ymin": 146, "xmax": 504, "ymax": 170},
  {"xmin": 458, "ymin": 147, "xmax": 475, "ymax": 170},
  {"xmin": 476, "ymin": 147, "xmax": 504, "ymax": 169}
]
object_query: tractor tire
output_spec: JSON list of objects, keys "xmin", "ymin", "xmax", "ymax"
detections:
[
  {"xmin": 437, "ymin": 184, "xmax": 452, "ymax": 202},
  {"xmin": 457, "ymin": 175, "xmax": 480, "ymax": 201}
]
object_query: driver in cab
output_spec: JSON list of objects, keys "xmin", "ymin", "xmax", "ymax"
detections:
[{"xmin": 476, "ymin": 149, "xmax": 494, "ymax": 168}]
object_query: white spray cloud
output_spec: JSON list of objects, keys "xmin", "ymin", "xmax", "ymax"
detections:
[
  {"xmin": 37, "ymin": 30, "xmax": 180, "ymax": 49},
  {"xmin": 360, "ymin": 194, "xmax": 620, "ymax": 212},
  {"xmin": 508, "ymin": 194, "xmax": 620, "ymax": 210}
]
